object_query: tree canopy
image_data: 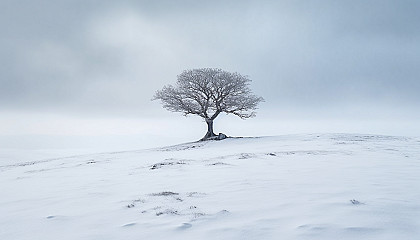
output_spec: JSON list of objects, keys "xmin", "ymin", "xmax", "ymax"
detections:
[{"xmin": 153, "ymin": 68, "xmax": 263, "ymax": 140}]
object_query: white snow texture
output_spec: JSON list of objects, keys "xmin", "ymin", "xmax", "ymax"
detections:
[{"xmin": 1, "ymin": 134, "xmax": 420, "ymax": 240}]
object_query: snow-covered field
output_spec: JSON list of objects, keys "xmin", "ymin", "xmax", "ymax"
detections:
[{"xmin": 1, "ymin": 133, "xmax": 420, "ymax": 240}]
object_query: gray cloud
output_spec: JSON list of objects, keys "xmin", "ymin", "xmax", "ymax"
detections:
[{"xmin": 1, "ymin": 0, "xmax": 419, "ymax": 119}]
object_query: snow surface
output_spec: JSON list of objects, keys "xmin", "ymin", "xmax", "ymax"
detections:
[{"xmin": 1, "ymin": 133, "xmax": 420, "ymax": 240}]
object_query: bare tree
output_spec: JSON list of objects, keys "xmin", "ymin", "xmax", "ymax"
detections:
[{"xmin": 153, "ymin": 68, "xmax": 264, "ymax": 140}]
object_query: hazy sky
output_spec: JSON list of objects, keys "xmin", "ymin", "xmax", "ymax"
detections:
[{"xmin": 1, "ymin": 0, "xmax": 419, "ymax": 150}]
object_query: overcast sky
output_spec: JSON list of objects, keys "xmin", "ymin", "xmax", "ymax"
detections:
[{"xmin": 1, "ymin": 0, "xmax": 419, "ymax": 150}]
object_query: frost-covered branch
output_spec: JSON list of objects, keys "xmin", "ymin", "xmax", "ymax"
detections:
[{"xmin": 153, "ymin": 68, "xmax": 264, "ymax": 140}]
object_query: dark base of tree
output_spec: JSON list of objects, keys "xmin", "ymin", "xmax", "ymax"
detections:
[
  {"xmin": 200, "ymin": 132, "xmax": 228, "ymax": 141},
  {"xmin": 200, "ymin": 119, "xmax": 227, "ymax": 141}
]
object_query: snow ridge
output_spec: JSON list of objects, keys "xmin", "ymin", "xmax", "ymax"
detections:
[{"xmin": 1, "ymin": 134, "xmax": 420, "ymax": 240}]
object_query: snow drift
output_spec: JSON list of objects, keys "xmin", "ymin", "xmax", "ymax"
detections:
[{"xmin": 1, "ymin": 134, "xmax": 420, "ymax": 240}]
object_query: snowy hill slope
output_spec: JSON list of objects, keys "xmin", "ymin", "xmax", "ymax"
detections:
[{"xmin": 1, "ymin": 134, "xmax": 420, "ymax": 240}]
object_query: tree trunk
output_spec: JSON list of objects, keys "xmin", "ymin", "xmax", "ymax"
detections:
[{"xmin": 202, "ymin": 119, "xmax": 216, "ymax": 140}]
